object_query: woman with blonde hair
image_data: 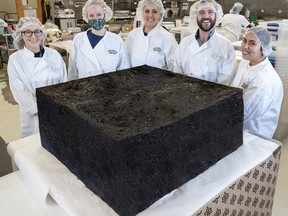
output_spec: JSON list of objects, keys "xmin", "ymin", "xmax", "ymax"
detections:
[{"xmin": 68, "ymin": 0, "xmax": 131, "ymax": 80}]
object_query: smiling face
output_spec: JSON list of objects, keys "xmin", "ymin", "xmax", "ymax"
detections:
[
  {"xmin": 22, "ymin": 24, "xmax": 43, "ymax": 53},
  {"xmin": 196, "ymin": 6, "xmax": 216, "ymax": 32},
  {"xmin": 241, "ymin": 31, "xmax": 265, "ymax": 66},
  {"xmin": 143, "ymin": 2, "xmax": 161, "ymax": 32}
]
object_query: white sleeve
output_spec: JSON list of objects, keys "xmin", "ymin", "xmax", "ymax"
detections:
[
  {"xmin": 7, "ymin": 57, "xmax": 38, "ymax": 116},
  {"xmin": 117, "ymin": 38, "xmax": 131, "ymax": 70},
  {"xmin": 231, "ymin": 61, "xmax": 246, "ymax": 87},
  {"xmin": 173, "ymin": 43, "xmax": 184, "ymax": 74},
  {"xmin": 217, "ymin": 42, "xmax": 237, "ymax": 85},
  {"xmin": 164, "ymin": 34, "xmax": 178, "ymax": 71},
  {"xmin": 68, "ymin": 40, "xmax": 79, "ymax": 81},
  {"xmin": 243, "ymin": 85, "xmax": 275, "ymax": 137},
  {"xmin": 241, "ymin": 15, "xmax": 251, "ymax": 27}
]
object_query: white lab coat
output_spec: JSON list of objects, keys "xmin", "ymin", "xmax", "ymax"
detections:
[
  {"xmin": 125, "ymin": 25, "xmax": 178, "ymax": 71},
  {"xmin": 174, "ymin": 30, "xmax": 236, "ymax": 85},
  {"xmin": 221, "ymin": 13, "xmax": 250, "ymax": 41},
  {"xmin": 231, "ymin": 58, "xmax": 283, "ymax": 138},
  {"xmin": 68, "ymin": 29, "xmax": 131, "ymax": 80},
  {"xmin": 8, "ymin": 46, "xmax": 67, "ymax": 137}
]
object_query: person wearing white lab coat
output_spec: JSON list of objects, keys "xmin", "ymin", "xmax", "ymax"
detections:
[
  {"xmin": 231, "ymin": 27, "xmax": 283, "ymax": 138},
  {"xmin": 174, "ymin": 0, "xmax": 236, "ymax": 85},
  {"xmin": 68, "ymin": 0, "xmax": 131, "ymax": 80},
  {"xmin": 8, "ymin": 17, "xmax": 67, "ymax": 138},
  {"xmin": 125, "ymin": 0, "xmax": 178, "ymax": 71},
  {"xmin": 221, "ymin": 2, "xmax": 251, "ymax": 42},
  {"xmin": 188, "ymin": 0, "xmax": 223, "ymax": 34}
]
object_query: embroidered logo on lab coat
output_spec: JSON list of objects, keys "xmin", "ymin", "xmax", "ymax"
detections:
[
  {"xmin": 212, "ymin": 53, "xmax": 224, "ymax": 63},
  {"xmin": 241, "ymin": 83, "xmax": 248, "ymax": 91},
  {"xmin": 153, "ymin": 47, "xmax": 162, "ymax": 53},
  {"xmin": 108, "ymin": 50, "xmax": 118, "ymax": 55},
  {"xmin": 51, "ymin": 66, "xmax": 62, "ymax": 73}
]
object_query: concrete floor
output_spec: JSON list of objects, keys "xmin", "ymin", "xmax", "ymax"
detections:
[
  {"xmin": 0, "ymin": 66, "xmax": 287, "ymax": 215},
  {"xmin": 0, "ymin": 68, "xmax": 20, "ymax": 143}
]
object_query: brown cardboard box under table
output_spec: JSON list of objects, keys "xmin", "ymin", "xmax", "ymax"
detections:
[{"xmin": 36, "ymin": 65, "xmax": 243, "ymax": 216}]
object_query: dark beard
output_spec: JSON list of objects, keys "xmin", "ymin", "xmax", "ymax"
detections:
[{"xmin": 197, "ymin": 18, "xmax": 216, "ymax": 32}]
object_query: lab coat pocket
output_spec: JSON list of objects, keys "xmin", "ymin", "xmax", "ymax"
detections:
[
  {"xmin": 207, "ymin": 52, "xmax": 225, "ymax": 81},
  {"xmin": 131, "ymin": 49, "xmax": 145, "ymax": 67},
  {"xmin": 51, "ymin": 66, "xmax": 63, "ymax": 74},
  {"xmin": 102, "ymin": 51, "xmax": 121, "ymax": 72},
  {"xmin": 33, "ymin": 59, "xmax": 49, "ymax": 75},
  {"xmin": 148, "ymin": 47, "xmax": 166, "ymax": 68},
  {"xmin": 49, "ymin": 67, "xmax": 63, "ymax": 81},
  {"xmin": 212, "ymin": 52, "xmax": 224, "ymax": 64}
]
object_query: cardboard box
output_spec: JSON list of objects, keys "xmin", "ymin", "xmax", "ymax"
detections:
[{"xmin": 193, "ymin": 144, "xmax": 281, "ymax": 216}]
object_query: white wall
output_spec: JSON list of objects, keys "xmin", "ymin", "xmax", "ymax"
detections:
[{"xmin": 0, "ymin": 0, "xmax": 17, "ymax": 20}]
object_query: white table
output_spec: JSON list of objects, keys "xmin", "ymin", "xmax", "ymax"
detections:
[
  {"xmin": 0, "ymin": 171, "xmax": 67, "ymax": 216},
  {"xmin": 48, "ymin": 40, "xmax": 73, "ymax": 54},
  {"xmin": 1, "ymin": 131, "xmax": 281, "ymax": 216},
  {"xmin": 48, "ymin": 40, "xmax": 73, "ymax": 69}
]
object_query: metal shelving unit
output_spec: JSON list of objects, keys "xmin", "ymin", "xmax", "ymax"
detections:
[{"xmin": 0, "ymin": 33, "xmax": 16, "ymax": 68}]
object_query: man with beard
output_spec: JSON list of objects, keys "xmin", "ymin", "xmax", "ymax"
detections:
[{"xmin": 174, "ymin": 0, "xmax": 236, "ymax": 86}]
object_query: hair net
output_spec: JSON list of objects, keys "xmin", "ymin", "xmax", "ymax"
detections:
[
  {"xmin": 13, "ymin": 17, "xmax": 46, "ymax": 50},
  {"xmin": 246, "ymin": 27, "xmax": 272, "ymax": 56},
  {"xmin": 189, "ymin": 0, "xmax": 223, "ymax": 28},
  {"xmin": 82, "ymin": 0, "xmax": 113, "ymax": 23},
  {"xmin": 229, "ymin": 2, "xmax": 243, "ymax": 14},
  {"xmin": 136, "ymin": 0, "xmax": 166, "ymax": 25}
]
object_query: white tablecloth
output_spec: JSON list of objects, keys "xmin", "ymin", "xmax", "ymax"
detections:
[{"xmin": 0, "ymin": 171, "xmax": 67, "ymax": 216}]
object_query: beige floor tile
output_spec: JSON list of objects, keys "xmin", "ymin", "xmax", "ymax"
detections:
[{"xmin": 0, "ymin": 70, "xmax": 20, "ymax": 143}]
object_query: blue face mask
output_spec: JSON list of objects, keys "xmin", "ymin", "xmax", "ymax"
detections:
[{"xmin": 88, "ymin": 18, "xmax": 105, "ymax": 31}]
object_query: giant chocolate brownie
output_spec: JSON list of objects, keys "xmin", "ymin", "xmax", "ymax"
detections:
[{"xmin": 36, "ymin": 65, "xmax": 243, "ymax": 216}]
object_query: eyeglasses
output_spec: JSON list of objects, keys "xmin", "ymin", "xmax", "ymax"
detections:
[{"xmin": 21, "ymin": 30, "xmax": 43, "ymax": 37}]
